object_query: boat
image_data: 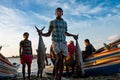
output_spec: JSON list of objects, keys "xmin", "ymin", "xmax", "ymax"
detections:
[
  {"xmin": 84, "ymin": 47, "xmax": 120, "ymax": 76},
  {"xmin": 45, "ymin": 39, "xmax": 120, "ymax": 76},
  {"xmin": 0, "ymin": 47, "xmax": 18, "ymax": 79}
]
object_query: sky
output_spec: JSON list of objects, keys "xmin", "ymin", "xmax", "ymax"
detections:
[{"xmin": 0, "ymin": 0, "xmax": 120, "ymax": 57}]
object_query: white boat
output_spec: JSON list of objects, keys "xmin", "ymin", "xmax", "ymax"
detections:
[{"xmin": 0, "ymin": 47, "xmax": 18, "ymax": 79}]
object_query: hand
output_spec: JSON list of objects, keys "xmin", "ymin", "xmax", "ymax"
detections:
[{"xmin": 73, "ymin": 35, "xmax": 78, "ymax": 40}]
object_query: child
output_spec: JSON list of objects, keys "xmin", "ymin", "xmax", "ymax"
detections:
[
  {"xmin": 38, "ymin": 7, "xmax": 78, "ymax": 80},
  {"xmin": 82, "ymin": 39, "xmax": 96, "ymax": 60},
  {"xmin": 19, "ymin": 32, "xmax": 33, "ymax": 80}
]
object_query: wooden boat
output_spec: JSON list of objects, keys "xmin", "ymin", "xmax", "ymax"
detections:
[
  {"xmin": 84, "ymin": 47, "xmax": 120, "ymax": 76},
  {"xmin": 0, "ymin": 49, "xmax": 18, "ymax": 79},
  {"xmin": 84, "ymin": 39, "xmax": 120, "ymax": 76},
  {"xmin": 45, "ymin": 39, "xmax": 120, "ymax": 76}
]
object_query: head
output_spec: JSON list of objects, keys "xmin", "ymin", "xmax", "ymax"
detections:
[
  {"xmin": 69, "ymin": 40, "xmax": 74, "ymax": 44},
  {"xmin": 84, "ymin": 39, "xmax": 90, "ymax": 46},
  {"xmin": 23, "ymin": 32, "xmax": 29, "ymax": 39},
  {"xmin": 55, "ymin": 7, "xmax": 63, "ymax": 18}
]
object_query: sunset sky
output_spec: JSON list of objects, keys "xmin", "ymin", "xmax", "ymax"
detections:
[{"xmin": 0, "ymin": 0, "xmax": 120, "ymax": 57}]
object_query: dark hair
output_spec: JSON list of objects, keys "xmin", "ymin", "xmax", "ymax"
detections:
[
  {"xmin": 23, "ymin": 32, "xmax": 29, "ymax": 36},
  {"xmin": 85, "ymin": 39, "xmax": 90, "ymax": 43},
  {"xmin": 56, "ymin": 7, "xmax": 63, "ymax": 12}
]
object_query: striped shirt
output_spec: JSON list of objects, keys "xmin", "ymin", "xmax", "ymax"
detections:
[
  {"xmin": 48, "ymin": 18, "xmax": 67, "ymax": 42},
  {"xmin": 20, "ymin": 39, "xmax": 32, "ymax": 54}
]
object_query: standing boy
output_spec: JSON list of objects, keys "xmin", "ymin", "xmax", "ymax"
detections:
[
  {"xmin": 38, "ymin": 7, "xmax": 78, "ymax": 80},
  {"xmin": 19, "ymin": 32, "xmax": 33, "ymax": 80}
]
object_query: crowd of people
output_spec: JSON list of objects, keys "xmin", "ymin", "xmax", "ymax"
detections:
[{"xmin": 19, "ymin": 7, "xmax": 96, "ymax": 80}]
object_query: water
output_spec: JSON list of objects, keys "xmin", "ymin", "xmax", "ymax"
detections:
[{"xmin": 8, "ymin": 58, "xmax": 52, "ymax": 76}]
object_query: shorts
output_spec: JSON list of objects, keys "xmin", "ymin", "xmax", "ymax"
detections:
[
  {"xmin": 52, "ymin": 41, "xmax": 68, "ymax": 57},
  {"xmin": 21, "ymin": 54, "xmax": 32, "ymax": 65}
]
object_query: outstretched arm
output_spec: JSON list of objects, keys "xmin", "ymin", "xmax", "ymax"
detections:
[
  {"xmin": 39, "ymin": 30, "xmax": 51, "ymax": 37},
  {"xmin": 65, "ymin": 32, "xmax": 78, "ymax": 40},
  {"xmin": 35, "ymin": 26, "xmax": 52, "ymax": 37},
  {"xmin": 42, "ymin": 30, "xmax": 51, "ymax": 37}
]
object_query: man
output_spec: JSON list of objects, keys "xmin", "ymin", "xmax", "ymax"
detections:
[
  {"xmin": 82, "ymin": 39, "xmax": 96, "ymax": 60},
  {"xmin": 38, "ymin": 7, "xmax": 78, "ymax": 80},
  {"xmin": 65, "ymin": 41, "xmax": 76, "ymax": 76},
  {"xmin": 19, "ymin": 32, "xmax": 33, "ymax": 80}
]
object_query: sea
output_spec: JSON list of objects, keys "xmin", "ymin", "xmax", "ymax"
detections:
[{"xmin": 8, "ymin": 57, "xmax": 52, "ymax": 76}]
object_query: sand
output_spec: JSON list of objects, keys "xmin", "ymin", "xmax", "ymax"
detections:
[{"xmin": 3, "ymin": 73, "xmax": 120, "ymax": 80}]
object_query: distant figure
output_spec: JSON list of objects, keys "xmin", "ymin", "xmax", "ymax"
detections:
[
  {"xmin": 45, "ymin": 48, "xmax": 49, "ymax": 66},
  {"xmin": 65, "ymin": 41, "xmax": 76, "ymax": 75},
  {"xmin": 45, "ymin": 54, "xmax": 48, "ymax": 66},
  {"xmin": 82, "ymin": 39, "xmax": 96, "ymax": 60},
  {"xmin": 19, "ymin": 32, "xmax": 33, "ymax": 80},
  {"xmin": 50, "ymin": 45, "xmax": 56, "ymax": 76},
  {"xmin": 0, "ymin": 46, "xmax": 2, "ymax": 51}
]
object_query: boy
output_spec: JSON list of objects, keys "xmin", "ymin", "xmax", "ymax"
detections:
[
  {"xmin": 82, "ymin": 39, "xmax": 96, "ymax": 60},
  {"xmin": 19, "ymin": 32, "xmax": 33, "ymax": 80},
  {"xmin": 38, "ymin": 7, "xmax": 78, "ymax": 80}
]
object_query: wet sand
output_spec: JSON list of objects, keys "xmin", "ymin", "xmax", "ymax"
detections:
[{"xmin": 3, "ymin": 73, "xmax": 120, "ymax": 80}]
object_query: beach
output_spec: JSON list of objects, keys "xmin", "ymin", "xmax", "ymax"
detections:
[
  {"xmin": 3, "ymin": 74, "xmax": 120, "ymax": 80},
  {"xmin": 7, "ymin": 58, "xmax": 120, "ymax": 80}
]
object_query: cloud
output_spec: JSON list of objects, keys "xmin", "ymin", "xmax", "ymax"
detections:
[
  {"xmin": 108, "ymin": 35, "xmax": 120, "ymax": 42},
  {"xmin": 32, "ymin": 12, "xmax": 51, "ymax": 22},
  {"xmin": 65, "ymin": 11, "xmax": 120, "ymax": 49},
  {"xmin": 0, "ymin": 0, "xmax": 120, "ymax": 57},
  {"xmin": 34, "ymin": 0, "xmax": 104, "ymax": 17},
  {"xmin": 0, "ymin": 5, "xmax": 53, "ymax": 57},
  {"xmin": 0, "ymin": 5, "xmax": 37, "ymax": 57}
]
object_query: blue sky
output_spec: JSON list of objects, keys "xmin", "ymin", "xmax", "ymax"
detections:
[{"xmin": 0, "ymin": 0, "xmax": 120, "ymax": 57}]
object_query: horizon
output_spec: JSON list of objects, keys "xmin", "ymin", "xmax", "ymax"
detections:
[{"xmin": 0, "ymin": 0, "xmax": 120, "ymax": 57}]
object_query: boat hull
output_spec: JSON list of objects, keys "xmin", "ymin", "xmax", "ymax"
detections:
[
  {"xmin": 45, "ymin": 48, "xmax": 120, "ymax": 76},
  {"xmin": 0, "ymin": 54, "xmax": 18, "ymax": 79},
  {"xmin": 84, "ymin": 47, "xmax": 120, "ymax": 76}
]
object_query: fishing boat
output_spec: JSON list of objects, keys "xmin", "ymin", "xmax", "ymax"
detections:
[
  {"xmin": 84, "ymin": 47, "xmax": 120, "ymax": 76},
  {"xmin": 45, "ymin": 39, "xmax": 120, "ymax": 76},
  {"xmin": 0, "ymin": 47, "xmax": 18, "ymax": 79}
]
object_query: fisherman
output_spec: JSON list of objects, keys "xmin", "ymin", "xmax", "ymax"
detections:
[
  {"xmin": 65, "ymin": 40, "xmax": 76, "ymax": 76},
  {"xmin": 45, "ymin": 48, "xmax": 49, "ymax": 66},
  {"xmin": 19, "ymin": 32, "xmax": 33, "ymax": 80},
  {"xmin": 38, "ymin": 7, "xmax": 78, "ymax": 80},
  {"xmin": 82, "ymin": 39, "xmax": 96, "ymax": 60}
]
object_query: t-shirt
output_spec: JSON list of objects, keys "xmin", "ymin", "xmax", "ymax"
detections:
[
  {"xmin": 20, "ymin": 39, "xmax": 32, "ymax": 54},
  {"xmin": 85, "ymin": 44, "xmax": 96, "ymax": 55},
  {"xmin": 68, "ymin": 43, "xmax": 75, "ymax": 56}
]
